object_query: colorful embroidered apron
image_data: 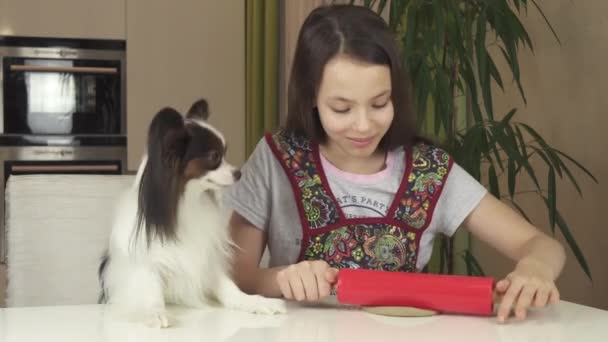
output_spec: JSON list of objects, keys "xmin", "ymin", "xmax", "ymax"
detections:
[{"xmin": 266, "ymin": 132, "xmax": 453, "ymax": 272}]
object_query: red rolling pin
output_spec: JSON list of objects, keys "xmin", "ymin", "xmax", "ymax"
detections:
[{"xmin": 335, "ymin": 268, "xmax": 495, "ymax": 316}]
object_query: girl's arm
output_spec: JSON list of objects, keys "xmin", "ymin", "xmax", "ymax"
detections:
[
  {"xmin": 229, "ymin": 212, "xmax": 337, "ymax": 300},
  {"xmin": 463, "ymin": 193, "xmax": 566, "ymax": 322},
  {"xmin": 229, "ymin": 212, "xmax": 284, "ymax": 298}
]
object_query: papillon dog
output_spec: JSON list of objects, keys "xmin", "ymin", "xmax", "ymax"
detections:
[{"xmin": 98, "ymin": 99, "xmax": 286, "ymax": 328}]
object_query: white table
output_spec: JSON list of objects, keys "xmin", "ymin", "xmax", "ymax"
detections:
[{"xmin": 1, "ymin": 301, "xmax": 607, "ymax": 342}]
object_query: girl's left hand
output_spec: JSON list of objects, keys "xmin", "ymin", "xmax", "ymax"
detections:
[{"xmin": 495, "ymin": 259, "xmax": 560, "ymax": 323}]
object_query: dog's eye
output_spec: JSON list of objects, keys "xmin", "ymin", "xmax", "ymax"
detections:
[{"xmin": 206, "ymin": 151, "xmax": 221, "ymax": 165}]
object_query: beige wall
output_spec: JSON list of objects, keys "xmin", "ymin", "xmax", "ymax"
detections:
[
  {"xmin": 126, "ymin": 0, "xmax": 245, "ymax": 169},
  {"xmin": 474, "ymin": 1, "xmax": 608, "ymax": 310},
  {"xmin": 0, "ymin": 0, "xmax": 125, "ymax": 39}
]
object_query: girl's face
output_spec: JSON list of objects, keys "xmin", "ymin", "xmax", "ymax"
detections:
[{"xmin": 316, "ymin": 54, "xmax": 394, "ymax": 159}]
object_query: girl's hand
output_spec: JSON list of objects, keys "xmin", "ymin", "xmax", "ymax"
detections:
[
  {"xmin": 495, "ymin": 259, "xmax": 560, "ymax": 323},
  {"xmin": 275, "ymin": 260, "xmax": 339, "ymax": 302}
]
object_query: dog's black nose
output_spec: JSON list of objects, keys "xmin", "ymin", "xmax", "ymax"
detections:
[{"xmin": 233, "ymin": 170, "xmax": 242, "ymax": 181}]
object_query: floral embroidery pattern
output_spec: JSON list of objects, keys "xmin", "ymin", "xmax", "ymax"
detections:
[
  {"xmin": 271, "ymin": 133, "xmax": 339, "ymax": 228},
  {"xmin": 304, "ymin": 224, "xmax": 418, "ymax": 272},
  {"xmin": 268, "ymin": 133, "xmax": 452, "ymax": 272},
  {"xmin": 394, "ymin": 143, "xmax": 451, "ymax": 229}
]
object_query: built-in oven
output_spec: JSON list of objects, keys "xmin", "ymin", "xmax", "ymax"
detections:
[
  {"xmin": 0, "ymin": 36, "xmax": 125, "ymax": 136},
  {"xmin": 0, "ymin": 36, "xmax": 127, "ymax": 262}
]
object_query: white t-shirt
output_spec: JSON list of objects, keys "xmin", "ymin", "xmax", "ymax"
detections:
[{"xmin": 224, "ymin": 137, "xmax": 487, "ymax": 271}]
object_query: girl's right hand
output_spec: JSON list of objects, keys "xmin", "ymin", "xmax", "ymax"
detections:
[{"xmin": 275, "ymin": 260, "xmax": 339, "ymax": 301}]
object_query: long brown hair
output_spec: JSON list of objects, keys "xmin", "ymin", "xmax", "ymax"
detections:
[{"xmin": 284, "ymin": 4, "xmax": 417, "ymax": 150}]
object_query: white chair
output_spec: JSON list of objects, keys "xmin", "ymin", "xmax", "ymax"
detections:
[{"xmin": 5, "ymin": 174, "xmax": 133, "ymax": 307}]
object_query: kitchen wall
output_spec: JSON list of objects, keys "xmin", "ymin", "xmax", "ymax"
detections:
[
  {"xmin": 126, "ymin": 0, "xmax": 246, "ymax": 169},
  {"xmin": 475, "ymin": 0, "xmax": 608, "ymax": 310}
]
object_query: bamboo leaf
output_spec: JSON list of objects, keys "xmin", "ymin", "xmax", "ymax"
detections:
[
  {"xmin": 544, "ymin": 147, "xmax": 594, "ymax": 197},
  {"xmin": 488, "ymin": 164, "xmax": 500, "ymax": 198},
  {"xmin": 432, "ymin": 0, "xmax": 444, "ymax": 50},
  {"xmin": 404, "ymin": 5, "xmax": 417, "ymax": 56},
  {"xmin": 488, "ymin": 131, "xmax": 505, "ymax": 172},
  {"xmin": 514, "ymin": 125, "xmax": 529, "ymax": 165},
  {"xmin": 459, "ymin": 59, "xmax": 483, "ymax": 124},
  {"xmin": 526, "ymin": 146, "xmax": 554, "ymax": 192},
  {"xmin": 501, "ymin": 108, "xmax": 518, "ymax": 125},
  {"xmin": 519, "ymin": 123, "xmax": 563, "ymax": 176},
  {"xmin": 556, "ymin": 159, "xmax": 583, "ymax": 196},
  {"xmin": 376, "ymin": 0, "xmax": 389, "ymax": 16},
  {"xmin": 517, "ymin": 151, "xmax": 541, "ymax": 190},
  {"xmin": 542, "ymin": 197, "xmax": 592, "ymax": 280},
  {"xmin": 438, "ymin": 71, "xmax": 453, "ymax": 134},
  {"xmin": 439, "ymin": 235, "xmax": 448, "ymax": 274},
  {"xmin": 499, "ymin": 46, "xmax": 527, "ymax": 104},
  {"xmin": 464, "ymin": 253, "xmax": 474, "ymax": 276},
  {"xmin": 490, "ymin": 120, "xmax": 526, "ymax": 172},
  {"xmin": 553, "ymin": 148, "xmax": 599, "ymax": 183},
  {"xmin": 544, "ymin": 149, "xmax": 563, "ymax": 177},
  {"xmin": 457, "ymin": 125, "xmax": 485, "ymax": 181},
  {"xmin": 459, "ymin": 126, "xmax": 485, "ymax": 182},
  {"xmin": 463, "ymin": 250, "xmax": 486, "ymax": 276},
  {"xmin": 545, "ymin": 149, "xmax": 585, "ymax": 197},
  {"xmin": 520, "ymin": 146, "xmax": 548, "ymax": 190},
  {"xmin": 469, "ymin": 252, "xmax": 486, "ymax": 277},
  {"xmin": 478, "ymin": 126, "xmax": 491, "ymax": 156},
  {"xmin": 503, "ymin": 121, "xmax": 527, "ymax": 165},
  {"xmin": 492, "ymin": 125, "xmax": 520, "ymax": 163},
  {"xmin": 475, "ymin": 10, "xmax": 494, "ymax": 120},
  {"xmin": 530, "ymin": 0, "xmax": 561, "ymax": 44},
  {"xmin": 548, "ymin": 167, "xmax": 557, "ymax": 231},
  {"xmin": 506, "ymin": 6, "xmax": 534, "ymax": 49},
  {"xmin": 434, "ymin": 87, "xmax": 444, "ymax": 135},
  {"xmin": 508, "ymin": 158, "xmax": 516, "ymax": 199},
  {"xmin": 413, "ymin": 62, "xmax": 430, "ymax": 129},
  {"xmin": 528, "ymin": 145, "xmax": 553, "ymax": 170},
  {"xmin": 389, "ymin": 0, "xmax": 410, "ymax": 32},
  {"xmin": 488, "ymin": 52, "xmax": 504, "ymax": 90},
  {"xmin": 513, "ymin": 0, "xmax": 522, "ymax": 12},
  {"xmin": 471, "ymin": 130, "xmax": 484, "ymax": 181},
  {"xmin": 503, "ymin": 122, "xmax": 523, "ymax": 155},
  {"xmin": 556, "ymin": 215, "xmax": 593, "ymax": 281}
]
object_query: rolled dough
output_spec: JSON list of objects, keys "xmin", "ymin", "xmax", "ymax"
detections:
[{"xmin": 362, "ymin": 306, "xmax": 438, "ymax": 317}]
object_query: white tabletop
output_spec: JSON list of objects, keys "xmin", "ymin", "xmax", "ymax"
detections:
[{"xmin": 1, "ymin": 301, "xmax": 607, "ymax": 342}]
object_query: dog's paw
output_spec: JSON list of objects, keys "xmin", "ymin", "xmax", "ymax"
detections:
[
  {"xmin": 143, "ymin": 311, "xmax": 172, "ymax": 328},
  {"xmin": 234, "ymin": 296, "xmax": 287, "ymax": 315}
]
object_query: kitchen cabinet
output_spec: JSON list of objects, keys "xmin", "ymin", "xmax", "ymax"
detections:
[{"xmin": 0, "ymin": 0, "xmax": 125, "ymax": 39}]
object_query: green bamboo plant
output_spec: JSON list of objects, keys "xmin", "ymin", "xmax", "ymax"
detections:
[{"xmin": 351, "ymin": 0, "xmax": 596, "ymax": 279}]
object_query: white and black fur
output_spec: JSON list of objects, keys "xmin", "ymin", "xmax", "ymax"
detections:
[{"xmin": 98, "ymin": 99, "xmax": 285, "ymax": 328}]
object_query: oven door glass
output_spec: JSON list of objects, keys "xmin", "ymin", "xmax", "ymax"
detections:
[{"xmin": 3, "ymin": 57, "xmax": 122, "ymax": 135}]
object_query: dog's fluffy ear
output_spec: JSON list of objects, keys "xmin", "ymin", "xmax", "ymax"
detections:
[
  {"xmin": 136, "ymin": 107, "xmax": 188, "ymax": 245},
  {"xmin": 148, "ymin": 107, "xmax": 189, "ymax": 160},
  {"xmin": 186, "ymin": 98, "xmax": 209, "ymax": 121}
]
